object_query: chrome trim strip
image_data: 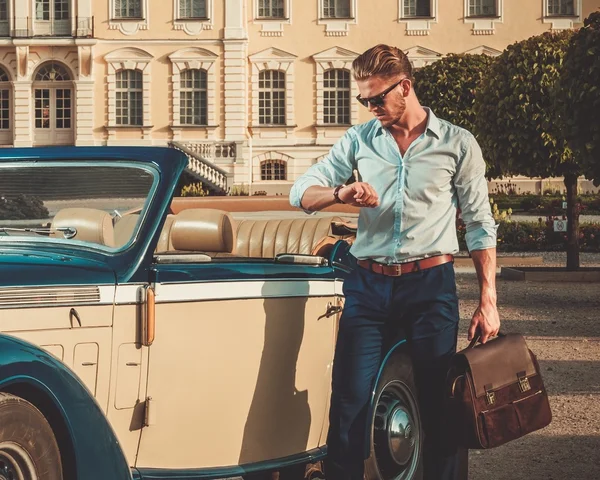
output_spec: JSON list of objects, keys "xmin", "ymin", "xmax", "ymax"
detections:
[
  {"xmin": 0, "ymin": 285, "xmax": 113, "ymax": 308},
  {"xmin": 153, "ymin": 280, "xmax": 338, "ymax": 304}
]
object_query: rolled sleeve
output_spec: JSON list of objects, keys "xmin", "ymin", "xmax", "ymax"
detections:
[
  {"xmin": 454, "ymin": 133, "xmax": 498, "ymax": 252},
  {"xmin": 289, "ymin": 129, "xmax": 357, "ymax": 210}
]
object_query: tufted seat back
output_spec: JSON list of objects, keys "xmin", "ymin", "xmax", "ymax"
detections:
[
  {"xmin": 235, "ymin": 216, "xmax": 343, "ymax": 258},
  {"xmin": 52, "ymin": 207, "xmax": 115, "ymax": 247}
]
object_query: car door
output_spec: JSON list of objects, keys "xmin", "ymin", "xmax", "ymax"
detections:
[{"xmin": 135, "ymin": 259, "xmax": 342, "ymax": 471}]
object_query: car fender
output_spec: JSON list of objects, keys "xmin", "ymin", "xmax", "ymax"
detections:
[{"xmin": 0, "ymin": 334, "xmax": 132, "ymax": 480}]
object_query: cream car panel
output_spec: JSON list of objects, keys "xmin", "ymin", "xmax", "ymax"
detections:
[
  {"xmin": 106, "ymin": 301, "xmax": 149, "ymax": 468},
  {"xmin": 136, "ymin": 291, "xmax": 337, "ymax": 469},
  {"xmin": 9, "ymin": 327, "xmax": 112, "ymax": 410},
  {"xmin": 0, "ymin": 304, "xmax": 114, "ymax": 331}
]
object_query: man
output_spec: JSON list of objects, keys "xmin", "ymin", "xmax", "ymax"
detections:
[{"xmin": 289, "ymin": 44, "xmax": 499, "ymax": 480}]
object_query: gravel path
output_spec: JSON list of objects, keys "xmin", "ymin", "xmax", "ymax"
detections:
[{"xmin": 456, "ymin": 274, "xmax": 600, "ymax": 480}]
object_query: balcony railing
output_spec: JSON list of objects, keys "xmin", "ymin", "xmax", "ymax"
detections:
[{"xmin": 10, "ymin": 16, "xmax": 94, "ymax": 38}]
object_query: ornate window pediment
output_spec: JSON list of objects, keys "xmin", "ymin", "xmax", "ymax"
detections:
[
  {"xmin": 404, "ymin": 46, "xmax": 443, "ymax": 69},
  {"xmin": 105, "ymin": 48, "xmax": 154, "ymax": 141},
  {"xmin": 462, "ymin": 45, "xmax": 502, "ymax": 56},
  {"xmin": 169, "ymin": 47, "xmax": 218, "ymax": 137},
  {"xmin": 249, "ymin": 48, "xmax": 296, "ymax": 132},
  {"xmin": 312, "ymin": 47, "xmax": 359, "ymax": 130}
]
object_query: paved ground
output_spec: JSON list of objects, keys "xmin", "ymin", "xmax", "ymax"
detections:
[{"xmin": 456, "ymin": 273, "xmax": 600, "ymax": 480}]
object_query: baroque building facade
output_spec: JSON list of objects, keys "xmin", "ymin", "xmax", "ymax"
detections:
[{"xmin": 0, "ymin": 0, "xmax": 597, "ymax": 194}]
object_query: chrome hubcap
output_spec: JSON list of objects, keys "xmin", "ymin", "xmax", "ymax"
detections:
[
  {"xmin": 372, "ymin": 381, "xmax": 420, "ymax": 479},
  {"xmin": 0, "ymin": 443, "xmax": 38, "ymax": 480}
]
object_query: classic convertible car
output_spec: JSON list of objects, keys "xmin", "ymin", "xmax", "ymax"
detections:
[{"xmin": 0, "ymin": 148, "xmax": 421, "ymax": 480}]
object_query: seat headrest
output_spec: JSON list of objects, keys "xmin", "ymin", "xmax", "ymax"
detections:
[
  {"xmin": 170, "ymin": 209, "xmax": 236, "ymax": 253},
  {"xmin": 52, "ymin": 208, "xmax": 115, "ymax": 247}
]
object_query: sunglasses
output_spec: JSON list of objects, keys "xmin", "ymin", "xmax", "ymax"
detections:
[{"xmin": 356, "ymin": 78, "xmax": 407, "ymax": 108}]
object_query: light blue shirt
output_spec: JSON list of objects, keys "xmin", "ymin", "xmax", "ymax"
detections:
[{"xmin": 289, "ymin": 108, "xmax": 497, "ymax": 263}]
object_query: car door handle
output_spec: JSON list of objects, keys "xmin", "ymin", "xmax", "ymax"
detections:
[{"xmin": 321, "ymin": 302, "xmax": 343, "ymax": 319}]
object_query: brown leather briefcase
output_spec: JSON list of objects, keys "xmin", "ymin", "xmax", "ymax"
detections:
[{"xmin": 445, "ymin": 333, "xmax": 552, "ymax": 449}]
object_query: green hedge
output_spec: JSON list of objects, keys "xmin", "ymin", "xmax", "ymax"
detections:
[
  {"xmin": 490, "ymin": 194, "xmax": 600, "ymax": 214},
  {"xmin": 457, "ymin": 219, "xmax": 600, "ymax": 252}
]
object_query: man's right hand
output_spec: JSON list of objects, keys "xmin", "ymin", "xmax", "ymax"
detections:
[{"xmin": 338, "ymin": 182, "xmax": 379, "ymax": 208}]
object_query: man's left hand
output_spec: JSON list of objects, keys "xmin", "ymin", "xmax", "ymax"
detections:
[{"xmin": 468, "ymin": 299, "xmax": 500, "ymax": 344}]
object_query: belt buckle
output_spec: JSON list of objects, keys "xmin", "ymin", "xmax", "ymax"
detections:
[{"xmin": 391, "ymin": 264, "xmax": 402, "ymax": 276}]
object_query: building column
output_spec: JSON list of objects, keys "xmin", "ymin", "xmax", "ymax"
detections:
[
  {"xmin": 223, "ymin": 0, "xmax": 248, "ymax": 143},
  {"xmin": 75, "ymin": 80, "xmax": 94, "ymax": 145},
  {"xmin": 12, "ymin": 81, "xmax": 32, "ymax": 147}
]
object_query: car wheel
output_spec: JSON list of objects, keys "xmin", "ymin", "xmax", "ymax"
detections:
[
  {"xmin": 0, "ymin": 393, "xmax": 63, "ymax": 480},
  {"xmin": 365, "ymin": 351, "xmax": 423, "ymax": 480}
]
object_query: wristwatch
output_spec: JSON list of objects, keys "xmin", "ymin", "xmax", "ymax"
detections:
[{"xmin": 333, "ymin": 184, "xmax": 345, "ymax": 204}]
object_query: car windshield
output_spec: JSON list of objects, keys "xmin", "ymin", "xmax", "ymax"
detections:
[{"xmin": 0, "ymin": 162, "xmax": 156, "ymax": 251}]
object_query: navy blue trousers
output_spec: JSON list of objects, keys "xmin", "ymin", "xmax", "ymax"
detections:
[{"xmin": 325, "ymin": 260, "xmax": 466, "ymax": 480}]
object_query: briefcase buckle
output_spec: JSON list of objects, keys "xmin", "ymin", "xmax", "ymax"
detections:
[
  {"xmin": 485, "ymin": 390, "xmax": 496, "ymax": 406},
  {"xmin": 518, "ymin": 376, "xmax": 531, "ymax": 393}
]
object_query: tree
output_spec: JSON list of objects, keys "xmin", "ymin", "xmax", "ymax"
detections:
[
  {"xmin": 560, "ymin": 11, "xmax": 600, "ymax": 185},
  {"xmin": 473, "ymin": 31, "xmax": 583, "ymax": 270},
  {"xmin": 413, "ymin": 53, "xmax": 493, "ymax": 134}
]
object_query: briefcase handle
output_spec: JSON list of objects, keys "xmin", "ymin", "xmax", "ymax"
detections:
[{"xmin": 468, "ymin": 331, "xmax": 505, "ymax": 349}]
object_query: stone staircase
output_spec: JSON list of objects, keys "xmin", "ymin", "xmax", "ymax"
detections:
[{"xmin": 169, "ymin": 141, "xmax": 235, "ymax": 194}]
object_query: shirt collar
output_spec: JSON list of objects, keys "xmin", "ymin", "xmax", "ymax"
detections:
[{"xmin": 375, "ymin": 107, "xmax": 441, "ymax": 139}]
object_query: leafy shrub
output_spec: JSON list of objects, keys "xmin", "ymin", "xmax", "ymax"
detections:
[
  {"xmin": 0, "ymin": 194, "xmax": 49, "ymax": 220},
  {"xmin": 180, "ymin": 182, "xmax": 208, "ymax": 197}
]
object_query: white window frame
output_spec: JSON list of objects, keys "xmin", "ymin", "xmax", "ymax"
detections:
[
  {"xmin": 169, "ymin": 47, "xmax": 218, "ymax": 140},
  {"xmin": 0, "ymin": 66, "xmax": 11, "ymax": 139},
  {"xmin": 260, "ymin": 158, "xmax": 287, "ymax": 181},
  {"xmin": 398, "ymin": 0, "xmax": 438, "ymax": 36},
  {"xmin": 253, "ymin": 151, "xmax": 292, "ymax": 183},
  {"xmin": 173, "ymin": 0, "xmax": 214, "ymax": 35},
  {"xmin": 463, "ymin": 0, "xmax": 503, "ymax": 35},
  {"xmin": 323, "ymin": 69, "xmax": 351, "ymax": 126},
  {"xmin": 109, "ymin": 0, "xmax": 149, "ymax": 35},
  {"xmin": 105, "ymin": 48, "xmax": 153, "ymax": 143},
  {"xmin": 115, "ymin": 69, "xmax": 143, "ymax": 126},
  {"xmin": 317, "ymin": 0, "xmax": 357, "ymax": 36},
  {"xmin": 249, "ymin": 47, "xmax": 296, "ymax": 137},
  {"xmin": 543, "ymin": 0, "xmax": 581, "ymax": 30},
  {"xmin": 258, "ymin": 70, "xmax": 286, "ymax": 126},
  {"xmin": 253, "ymin": 0, "xmax": 291, "ymax": 37},
  {"xmin": 312, "ymin": 47, "xmax": 359, "ymax": 141},
  {"xmin": 0, "ymin": 0, "xmax": 9, "ymax": 38}
]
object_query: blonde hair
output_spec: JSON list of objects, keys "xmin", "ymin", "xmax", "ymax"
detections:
[{"xmin": 352, "ymin": 44, "xmax": 413, "ymax": 82}]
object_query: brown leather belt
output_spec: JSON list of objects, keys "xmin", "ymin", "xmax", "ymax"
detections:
[{"xmin": 357, "ymin": 254, "xmax": 454, "ymax": 277}]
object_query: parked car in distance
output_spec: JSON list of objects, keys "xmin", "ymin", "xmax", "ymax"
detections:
[{"xmin": 0, "ymin": 147, "xmax": 422, "ymax": 480}]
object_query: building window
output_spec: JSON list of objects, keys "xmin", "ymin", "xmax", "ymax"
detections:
[
  {"xmin": 114, "ymin": 0, "xmax": 142, "ymax": 18},
  {"xmin": 179, "ymin": 0, "xmax": 207, "ymax": 19},
  {"xmin": 261, "ymin": 160, "xmax": 287, "ymax": 180},
  {"xmin": 37, "ymin": 0, "xmax": 70, "ymax": 20},
  {"xmin": 403, "ymin": 0, "xmax": 431, "ymax": 17},
  {"xmin": 323, "ymin": 0, "xmax": 351, "ymax": 18},
  {"xmin": 468, "ymin": 0, "xmax": 496, "ymax": 16},
  {"xmin": 547, "ymin": 0, "xmax": 574, "ymax": 15},
  {"xmin": 0, "ymin": 67, "xmax": 9, "ymax": 130},
  {"xmin": 258, "ymin": 0, "xmax": 285, "ymax": 18},
  {"xmin": 180, "ymin": 69, "xmax": 207, "ymax": 125},
  {"xmin": 0, "ymin": 0, "xmax": 7, "ymax": 21},
  {"xmin": 116, "ymin": 70, "xmax": 143, "ymax": 126},
  {"xmin": 258, "ymin": 70, "xmax": 286, "ymax": 125},
  {"xmin": 324, "ymin": 69, "xmax": 351, "ymax": 125},
  {"xmin": 35, "ymin": 63, "xmax": 71, "ymax": 81}
]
